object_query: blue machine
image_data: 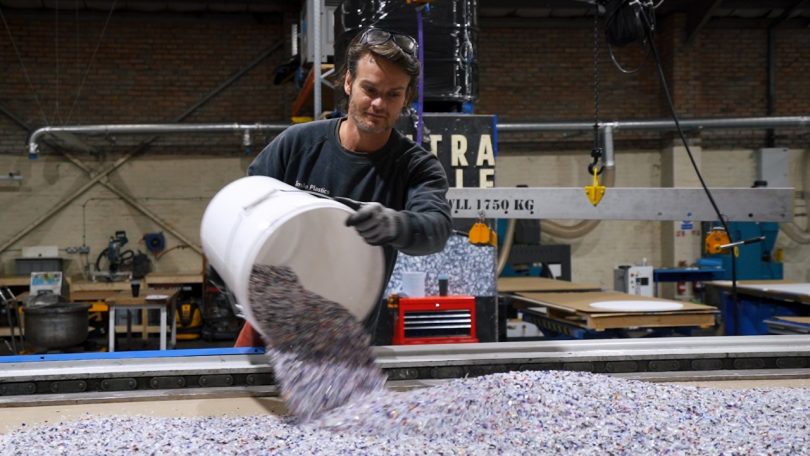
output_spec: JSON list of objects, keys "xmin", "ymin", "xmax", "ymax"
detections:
[
  {"xmin": 495, "ymin": 219, "xmax": 572, "ymax": 280},
  {"xmin": 698, "ymin": 221, "xmax": 783, "ymax": 280},
  {"xmin": 699, "ymin": 221, "xmax": 798, "ymax": 336}
]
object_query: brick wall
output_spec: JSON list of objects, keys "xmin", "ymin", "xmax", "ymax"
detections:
[
  {"xmin": 477, "ymin": 23, "xmax": 661, "ymax": 122},
  {"xmin": 476, "ymin": 14, "xmax": 809, "ymax": 149},
  {"xmin": 0, "ymin": 9, "xmax": 808, "ymax": 284},
  {"xmin": 0, "ymin": 10, "xmax": 295, "ymax": 154},
  {"xmin": 2, "ymin": 11, "xmax": 808, "ymax": 150}
]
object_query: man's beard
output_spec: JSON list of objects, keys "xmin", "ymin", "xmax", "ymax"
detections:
[{"xmin": 348, "ymin": 96, "xmax": 399, "ymax": 134}]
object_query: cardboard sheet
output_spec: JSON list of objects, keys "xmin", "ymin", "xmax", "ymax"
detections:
[
  {"xmin": 515, "ymin": 291, "xmax": 717, "ymax": 331},
  {"xmin": 774, "ymin": 316, "xmax": 810, "ymax": 324},
  {"xmin": 515, "ymin": 291, "xmax": 715, "ymax": 314},
  {"xmin": 497, "ymin": 277, "xmax": 602, "ymax": 293}
]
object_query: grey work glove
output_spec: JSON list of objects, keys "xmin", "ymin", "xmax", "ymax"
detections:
[{"xmin": 345, "ymin": 202, "xmax": 409, "ymax": 247}]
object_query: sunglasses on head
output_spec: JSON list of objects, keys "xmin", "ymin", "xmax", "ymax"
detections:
[{"xmin": 359, "ymin": 28, "xmax": 418, "ymax": 56}]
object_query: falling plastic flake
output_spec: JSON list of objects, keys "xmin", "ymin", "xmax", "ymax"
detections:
[
  {"xmin": 248, "ymin": 264, "xmax": 386, "ymax": 421},
  {"xmin": 2, "ymin": 269, "xmax": 808, "ymax": 455}
]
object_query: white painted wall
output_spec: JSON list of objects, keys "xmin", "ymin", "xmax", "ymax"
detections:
[
  {"xmin": 495, "ymin": 147, "xmax": 810, "ymax": 288},
  {"xmin": 1, "ymin": 147, "xmax": 807, "ymax": 289},
  {"xmin": 0, "ymin": 153, "xmax": 251, "ymax": 279}
]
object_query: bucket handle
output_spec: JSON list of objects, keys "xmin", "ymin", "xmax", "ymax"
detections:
[
  {"xmin": 242, "ymin": 188, "xmax": 279, "ymax": 212},
  {"xmin": 332, "ymin": 196, "xmax": 363, "ymax": 211},
  {"xmin": 242, "ymin": 187, "xmax": 363, "ymax": 213},
  {"xmin": 299, "ymin": 190, "xmax": 362, "ymax": 211},
  {"xmin": 281, "ymin": 188, "xmax": 364, "ymax": 211}
]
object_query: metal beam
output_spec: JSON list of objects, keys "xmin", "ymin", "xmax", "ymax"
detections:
[
  {"xmin": 28, "ymin": 123, "xmax": 288, "ymax": 158},
  {"xmin": 0, "ymin": 0, "xmax": 296, "ymax": 13},
  {"xmin": 2, "ymin": 41, "xmax": 284, "ymax": 254},
  {"xmin": 0, "ymin": 113, "xmax": 202, "ymax": 258},
  {"xmin": 479, "ymin": 16, "xmax": 592, "ymax": 28},
  {"xmin": 686, "ymin": 0, "xmax": 724, "ymax": 45},
  {"xmin": 0, "ymin": 106, "xmax": 206, "ymax": 256},
  {"xmin": 0, "ymin": 148, "xmax": 144, "ymax": 254},
  {"xmin": 0, "ymin": 336, "xmax": 807, "ymax": 404},
  {"xmin": 446, "ymin": 187, "xmax": 793, "ymax": 222},
  {"xmin": 0, "ymin": 100, "xmax": 30, "ymax": 131},
  {"xmin": 721, "ymin": 0, "xmax": 807, "ymax": 9},
  {"xmin": 709, "ymin": 17, "xmax": 809, "ymax": 28},
  {"xmin": 58, "ymin": 151, "xmax": 205, "ymax": 255},
  {"xmin": 478, "ymin": 0, "xmax": 592, "ymax": 9},
  {"xmin": 498, "ymin": 116, "xmax": 810, "ymax": 133},
  {"xmin": 174, "ymin": 41, "xmax": 283, "ymax": 123},
  {"xmin": 768, "ymin": 0, "xmax": 810, "ymax": 28}
]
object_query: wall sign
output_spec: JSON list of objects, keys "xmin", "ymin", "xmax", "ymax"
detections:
[{"xmin": 399, "ymin": 113, "xmax": 496, "ymax": 189}]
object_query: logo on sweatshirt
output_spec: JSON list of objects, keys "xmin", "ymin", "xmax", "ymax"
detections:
[{"xmin": 295, "ymin": 181, "xmax": 331, "ymax": 196}]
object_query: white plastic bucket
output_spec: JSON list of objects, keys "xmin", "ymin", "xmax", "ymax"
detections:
[{"xmin": 200, "ymin": 176, "xmax": 385, "ymax": 329}]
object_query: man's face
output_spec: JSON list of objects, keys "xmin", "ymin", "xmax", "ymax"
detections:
[{"xmin": 344, "ymin": 53, "xmax": 410, "ymax": 135}]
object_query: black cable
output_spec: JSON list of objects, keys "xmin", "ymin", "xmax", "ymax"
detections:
[
  {"xmin": 604, "ymin": 0, "xmax": 653, "ymax": 74},
  {"xmin": 94, "ymin": 247, "xmax": 135, "ymax": 277},
  {"xmin": 593, "ymin": 3, "xmax": 601, "ymax": 152},
  {"xmin": 590, "ymin": 4, "xmax": 604, "ymax": 176},
  {"xmin": 94, "ymin": 248, "xmax": 107, "ymax": 273},
  {"xmin": 636, "ymin": 5, "xmax": 741, "ymax": 333},
  {"xmin": 607, "ymin": 39, "xmax": 651, "ymax": 74},
  {"xmin": 119, "ymin": 249, "xmax": 135, "ymax": 266}
]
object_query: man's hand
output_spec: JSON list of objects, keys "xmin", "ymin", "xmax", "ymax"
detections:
[{"xmin": 345, "ymin": 202, "xmax": 407, "ymax": 247}]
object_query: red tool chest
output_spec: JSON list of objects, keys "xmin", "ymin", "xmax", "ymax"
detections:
[{"xmin": 392, "ymin": 295, "xmax": 479, "ymax": 345}]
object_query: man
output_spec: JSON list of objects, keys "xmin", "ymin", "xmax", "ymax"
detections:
[{"xmin": 234, "ymin": 27, "xmax": 452, "ymax": 346}]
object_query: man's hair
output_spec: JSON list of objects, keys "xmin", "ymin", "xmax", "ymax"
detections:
[{"xmin": 340, "ymin": 28, "xmax": 420, "ymax": 107}]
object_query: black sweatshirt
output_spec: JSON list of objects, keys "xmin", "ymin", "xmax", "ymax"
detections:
[{"xmin": 247, "ymin": 118, "xmax": 452, "ymax": 328}]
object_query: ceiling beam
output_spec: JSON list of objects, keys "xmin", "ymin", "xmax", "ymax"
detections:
[
  {"xmin": 768, "ymin": 0, "xmax": 810, "ymax": 29},
  {"xmin": 479, "ymin": 16, "xmax": 592, "ymax": 28},
  {"xmin": 709, "ymin": 17, "xmax": 808, "ymax": 28},
  {"xmin": 479, "ymin": 0, "xmax": 592, "ymax": 9},
  {"xmin": 685, "ymin": 0, "xmax": 724, "ymax": 45},
  {"xmin": 721, "ymin": 0, "xmax": 805, "ymax": 8}
]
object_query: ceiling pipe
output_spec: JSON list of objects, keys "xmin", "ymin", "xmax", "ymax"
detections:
[
  {"xmin": 498, "ymin": 116, "xmax": 810, "ymax": 243},
  {"xmin": 28, "ymin": 123, "xmax": 289, "ymax": 159},
  {"xmin": 23, "ymin": 116, "xmax": 809, "ymax": 244},
  {"xmin": 27, "ymin": 116, "xmax": 810, "ymax": 159},
  {"xmin": 498, "ymin": 116, "xmax": 810, "ymax": 133}
]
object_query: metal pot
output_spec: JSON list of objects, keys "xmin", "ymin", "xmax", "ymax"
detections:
[{"xmin": 24, "ymin": 303, "xmax": 91, "ymax": 350}]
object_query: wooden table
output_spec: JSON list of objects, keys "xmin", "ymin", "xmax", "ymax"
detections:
[
  {"xmin": 0, "ymin": 276, "xmax": 33, "ymax": 287},
  {"xmin": 512, "ymin": 291, "xmax": 717, "ymax": 331},
  {"xmin": 106, "ymin": 288, "xmax": 179, "ymax": 352}
]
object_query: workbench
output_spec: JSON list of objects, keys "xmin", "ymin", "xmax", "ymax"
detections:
[
  {"xmin": 497, "ymin": 277, "xmax": 717, "ymax": 338},
  {"xmin": 705, "ymin": 280, "xmax": 810, "ymax": 335},
  {"xmin": 69, "ymin": 275, "xmax": 195, "ymax": 350},
  {"xmin": 1, "ymin": 273, "xmax": 199, "ymax": 351},
  {"xmin": 106, "ymin": 288, "xmax": 179, "ymax": 352}
]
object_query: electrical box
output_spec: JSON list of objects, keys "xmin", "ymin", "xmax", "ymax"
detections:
[
  {"xmin": 757, "ymin": 147, "xmax": 790, "ymax": 188},
  {"xmin": 22, "ymin": 245, "xmax": 59, "ymax": 258},
  {"xmin": 15, "ymin": 258, "xmax": 63, "ymax": 276},
  {"xmin": 614, "ymin": 265, "xmax": 655, "ymax": 297},
  {"xmin": 300, "ymin": 0, "xmax": 341, "ymax": 64},
  {"xmin": 29, "ymin": 271, "xmax": 64, "ymax": 296}
]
